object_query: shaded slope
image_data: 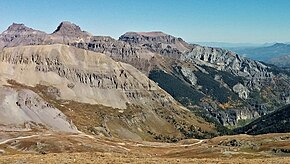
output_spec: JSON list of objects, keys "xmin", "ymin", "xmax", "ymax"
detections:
[
  {"xmin": 149, "ymin": 70, "xmax": 204, "ymax": 105},
  {"xmin": 234, "ymin": 104, "xmax": 290, "ymax": 134}
]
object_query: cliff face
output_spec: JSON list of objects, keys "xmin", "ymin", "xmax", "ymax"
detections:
[
  {"xmin": 0, "ymin": 44, "xmax": 153, "ymax": 108},
  {"xmin": 1, "ymin": 22, "xmax": 290, "ymax": 128}
]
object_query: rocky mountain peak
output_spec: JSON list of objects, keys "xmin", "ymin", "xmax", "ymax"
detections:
[
  {"xmin": 2, "ymin": 23, "xmax": 39, "ymax": 34},
  {"xmin": 0, "ymin": 23, "xmax": 47, "ymax": 49},
  {"xmin": 53, "ymin": 21, "xmax": 91, "ymax": 37}
]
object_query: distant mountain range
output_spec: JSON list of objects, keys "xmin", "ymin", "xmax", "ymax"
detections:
[
  {"xmin": 269, "ymin": 55, "xmax": 290, "ymax": 67},
  {"xmin": 230, "ymin": 43, "xmax": 290, "ymax": 61},
  {"xmin": 194, "ymin": 42, "xmax": 273, "ymax": 48},
  {"xmin": 196, "ymin": 42, "xmax": 290, "ymax": 68}
]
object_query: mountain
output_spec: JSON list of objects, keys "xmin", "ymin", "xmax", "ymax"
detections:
[
  {"xmin": 231, "ymin": 43, "xmax": 290, "ymax": 62},
  {"xmin": 144, "ymin": 41, "xmax": 290, "ymax": 129},
  {"xmin": 234, "ymin": 104, "xmax": 290, "ymax": 134},
  {"xmin": 195, "ymin": 42, "xmax": 266, "ymax": 48},
  {"xmin": 268, "ymin": 54, "xmax": 290, "ymax": 67},
  {"xmin": 119, "ymin": 31, "xmax": 191, "ymax": 53},
  {"xmin": 52, "ymin": 21, "xmax": 91, "ymax": 36},
  {"xmin": 0, "ymin": 43, "xmax": 218, "ymax": 141},
  {"xmin": 1, "ymin": 21, "xmax": 290, "ymax": 133},
  {"xmin": 0, "ymin": 23, "xmax": 47, "ymax": 48},
  {"xmin": 51, "ymin": 21, "xmax": 92, "ymax": 44},
  {"xmin": 118, "ymin": 31, "xmax": 290, "ymax": 127}
]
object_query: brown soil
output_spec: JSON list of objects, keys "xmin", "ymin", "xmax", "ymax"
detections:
[
  {"xmin": 1, "ymin": 132, "xmax": 290, "ymax": 163},
  {"xmin": 2, "ymin": 152, "xmax": 290, "ymax": 164}
]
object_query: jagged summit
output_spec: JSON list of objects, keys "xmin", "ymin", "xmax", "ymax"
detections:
[
  {"xmin": 52, "ymin": 21, "xmax": 91, "ymax": 37},
  {"xmin": 53, "ymin": 21, "xmax": 80, "ymax": 34}
]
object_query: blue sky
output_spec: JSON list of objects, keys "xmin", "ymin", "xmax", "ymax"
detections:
[{"xmin": 0, "ymin": 0, "xmax": 290, "ymax": 43}]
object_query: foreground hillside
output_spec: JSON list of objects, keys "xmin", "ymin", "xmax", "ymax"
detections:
[
  {"xmin": 2, "ymin": 152, "xmax": 290, "ymax": 164},
  {"xmin": 1, "ymin": 132, "xmax": 290, "ymax": 163}
]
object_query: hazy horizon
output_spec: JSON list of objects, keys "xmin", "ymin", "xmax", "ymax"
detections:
[{"xmin": 1, "ymin": 0, "xmax": 290, "ymax": 43}]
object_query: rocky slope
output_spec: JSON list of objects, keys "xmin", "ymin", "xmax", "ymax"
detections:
[
  {"xmin": 0, "ymin": 85, "xmax": 77, "ymax": 132},
  {"xmin": 0, "ymin": 44, "xmax": 217, "ymax": 141},
  {"xmin": 119, "ymin": 32, "xmax": 290, "ymax": 127},
  {"xmin": 1, "ymin": 22, "xmax": 290, "ymax": 129}
]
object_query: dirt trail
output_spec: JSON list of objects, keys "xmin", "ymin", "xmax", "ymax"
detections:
[
  {"xmin": 0, "ymin": 134, "xmax": 52, "ymax": 145},
  {"xmin": 135, "ymin": 139, "xmax": 204, "ymax": 148},
  {"xmin": 180, "ymin": 139, "xmax": 203, "ymax": 147}
]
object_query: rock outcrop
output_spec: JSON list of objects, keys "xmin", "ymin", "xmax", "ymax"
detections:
[{"xmin": 233, "ymin": 83, "xmax": 249, "ymax": 99}]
